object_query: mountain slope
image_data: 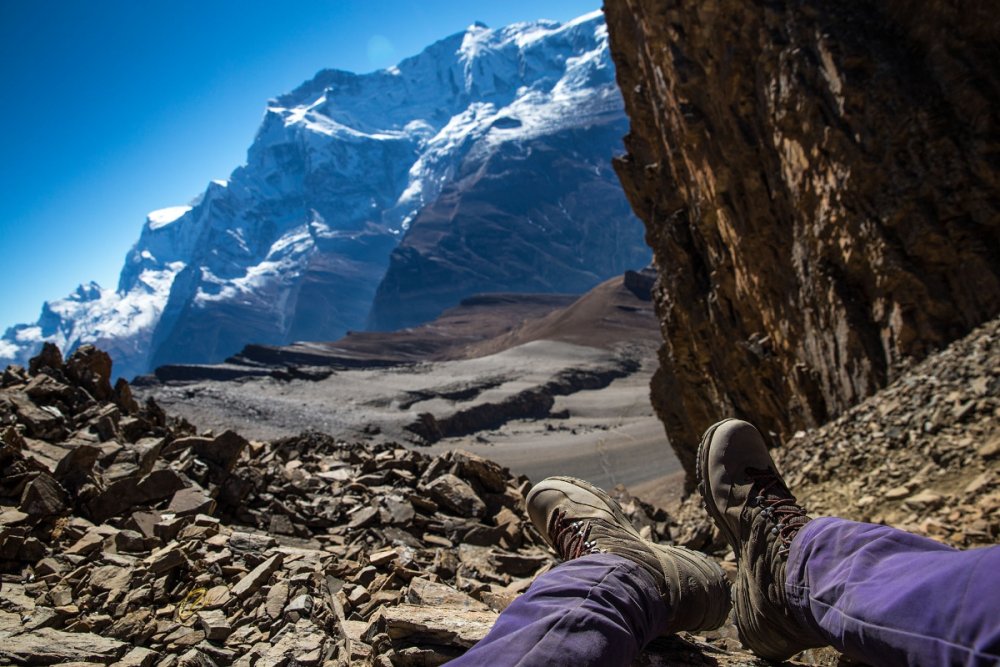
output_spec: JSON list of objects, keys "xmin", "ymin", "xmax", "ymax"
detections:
[
  {"xmin": 1, "ymin": 11, "xmax": 648, "ymax": 380},
  {"xmin": 367, "ymin": 120, "xmax": 649, "ymax": 331}
]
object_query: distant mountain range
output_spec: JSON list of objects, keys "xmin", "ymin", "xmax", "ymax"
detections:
[{"xmin": 0, "ymin": 11, "xmax": 650, "ymax": 380}]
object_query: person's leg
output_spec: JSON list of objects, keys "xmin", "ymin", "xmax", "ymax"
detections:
[
  {"xmin": 449, "ymin": 553, "xmax": 668, "ymax": 667},
  {"xmin": 450, "ymin": 476, "xmax": 731, "ymax": 666},
  {"xmin": 786, "ymin": 517, "xmax": 1000, "ymax": 666},
  {"xmin": 699, "ymin": 418, "xmax": 1000, "ymax": 666},
  {"xmin": 697, "ymin": 419, "xmax": 827, "ymax": 660}
]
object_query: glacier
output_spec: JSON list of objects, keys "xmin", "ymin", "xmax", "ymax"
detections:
[{"xmin": 0, "ymin": 11, "xmax": 648, "ymax": 380}]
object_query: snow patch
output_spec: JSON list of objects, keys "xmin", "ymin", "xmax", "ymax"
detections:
[
  {"xmin": 567, "ymin": 9, "xmax": 604, "ymax": 27},
  {"xmin": 147, "ymin": 206, "xmax": 192, "ymax": 230},
  {"xmin": 14, "ymin": 326, "xmax": 42, "ymax": 343}
]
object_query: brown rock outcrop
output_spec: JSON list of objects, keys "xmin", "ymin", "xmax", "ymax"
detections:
[{"xmin": 604, "ymin": 0, "xmax": 1000, "ymax": 482}]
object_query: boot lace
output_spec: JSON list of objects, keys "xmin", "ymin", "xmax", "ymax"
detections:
[
  {"xmin": 746, "ymin": 467, "xmax": 810, "ymax": 556},
  {"xmin": 547, "ymin": 508, "xmax": 602, "ymax": 559}
]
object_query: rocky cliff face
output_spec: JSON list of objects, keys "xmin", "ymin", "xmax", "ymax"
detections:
[{"xmin": 603, "ymin": 0, "xmax": 1000, "ymax": 481}]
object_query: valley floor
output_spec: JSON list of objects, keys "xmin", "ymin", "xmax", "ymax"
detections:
[
  {"xmin": 426, "ymin": 355, "xmax": 682, "ymax": 495},
  {"xmin": 141, "ymin": 340, "xmax": 684, "ymax": 498}
]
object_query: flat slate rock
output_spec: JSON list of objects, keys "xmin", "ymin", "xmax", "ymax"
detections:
[
  {"xmin": 231, "ymin": 553, "xmax": 284, "ymax": 599},
  {"xmin": 406, "ymin": 577, "xmax": 489, "ymax": 611},
  {"xmin": 368, "ymin": 603, "xmax": 497, "ymax": 648},
  {"xmin": 425, "ymin": 474, "xmax": 486, "ymax": 518},
  {"xmin": 0, "ymin": 627, "xmax": 127, "ymax": 664}
]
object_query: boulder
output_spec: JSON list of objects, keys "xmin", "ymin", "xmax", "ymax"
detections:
[
  {"xmin": 18, "ymin": 473, "xmax": 68, "ymax": 518},
  {"xmin": 65, "ymin": 345, "xmax": 114, "ymax": 401},
  {"xmin": 364, "ymin": 603, "xmax": 496, "ymax": 648},
  {"xmin": 0, "ymin": 627, "xmax": 126, "ymax": 664},
  {"xmin": 167, "ymin": 487, "xmax": 216, "ymax": 517},
  {"xmin": 425, "ymin": 474, "xmax": 486, "ymax": 518},
  {"xmin": 28, "ymin": 342, "xmax": 63, "ymax": 375}
]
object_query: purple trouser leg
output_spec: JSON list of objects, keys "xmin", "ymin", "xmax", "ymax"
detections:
[
  {"xmin": 449, "ymin": 553, "xmax": 668, "ymax": 667},
  {"xmin": 786, "ymin": 517, "xmax": 1000, "ymax": 666}
]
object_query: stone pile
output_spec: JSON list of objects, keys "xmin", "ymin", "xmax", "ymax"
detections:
[
  {"xmin": 5, "ymin": 343, "xmax": 732, "ymax": 666},
  {"xmin": 667, "ymin": 317, "xmax": 1000, "ymax": 558},
  {"xmin": 775, "ymin": 317, "xmax": 1000, "ymax": 548}
]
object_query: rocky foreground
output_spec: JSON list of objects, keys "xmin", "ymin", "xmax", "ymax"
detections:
[
  {"xmin": 1, "ymin": 342, "xmax": 723, "ymax": 666},
  {"xmin": 2, "ymin": 316, "xmax": 999, "ymax": 666}
]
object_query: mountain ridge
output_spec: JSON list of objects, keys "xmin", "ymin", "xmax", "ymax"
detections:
[{"xmin": 1, "ymin": 10, "xmax": 648, "ymax": 381}]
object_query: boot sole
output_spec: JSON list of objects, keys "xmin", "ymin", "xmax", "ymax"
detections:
[{"xmin": 696, "ymin": 418, "xmax": 743, "ymax": 557}]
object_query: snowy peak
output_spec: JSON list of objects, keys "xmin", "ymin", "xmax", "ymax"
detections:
[
  {"xmin": 0, "ymin": 11, "xmax": 647, "ymax": 381},
  {"xmin": 274, "ymin": 11, "xmax": 610, "ymax": 134}
]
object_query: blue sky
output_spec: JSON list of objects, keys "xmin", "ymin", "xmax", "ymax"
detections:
[{"xmin": 0, "ymin": 0, "xmax": 598, "ymax": 329}]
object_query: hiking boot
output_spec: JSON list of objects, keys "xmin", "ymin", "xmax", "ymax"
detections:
[
  {"xmin": 697, "ymin": 418, "xmax": 826, "ymax": 660},
  {"xmin": 526, "ymin": 475, "xmax": 730, "ymax": 634}
]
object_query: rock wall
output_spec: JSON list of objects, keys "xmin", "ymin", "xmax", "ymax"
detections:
[{"xmin": 603, "ymin": 0, "xmax": 1000, "ymax": 482}]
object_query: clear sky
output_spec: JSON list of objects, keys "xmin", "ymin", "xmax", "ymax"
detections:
[{"xmin": 0, "ymin": 0, "xmax": 598, "ymax": 330}]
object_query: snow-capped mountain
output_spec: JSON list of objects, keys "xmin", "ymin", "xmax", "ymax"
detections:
[{"xmin": 0, "ymin": 10, "xmax": 649, "ymax": 380}]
